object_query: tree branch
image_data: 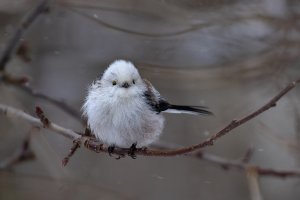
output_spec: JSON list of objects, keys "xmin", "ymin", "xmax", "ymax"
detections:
[
  {"xmin": 0, "ymin": 0, "xmax": 50, "ymax": 71},
  {"xmin": 153, "ymin": 142, "xmax": 300, "ymax": 178},
  {"xmin": 83, "ymin": 79, "xmax": 300, "ymax": 156},
  {"xmin": 1, "ymin": 73, "xmax": 81, "ymax": 120},
  {"xmin": 0, "ymin": 79, "xmax": 300, "ymax": 177},
  {"xmin": 0, "ymin": 0, "xmax": 81, "ymax": 120},
  {"xmin": 1, "ymin": 79, "xmax": 300, "ymax": 157},
  {"xmin": 197, "ymin": 151, "xmax": 300, "ymax": 178},
  {"xmin": 0, "ymin": 104, "xmax": 79, "ymax": 140}
]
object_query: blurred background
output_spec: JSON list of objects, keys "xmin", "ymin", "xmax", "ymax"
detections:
[{"xmin": 0, "ymin": 0, "xmax": 300, "ymax": 199}]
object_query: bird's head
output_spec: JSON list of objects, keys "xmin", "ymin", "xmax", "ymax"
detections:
[{"xmin": 100, "ymin": 60, "xmax": 144, "ymax": 98}]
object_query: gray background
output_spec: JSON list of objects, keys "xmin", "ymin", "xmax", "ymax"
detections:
[{"xmin": 0, "ymin": 0, "xmax": 300, "ymax": 199}]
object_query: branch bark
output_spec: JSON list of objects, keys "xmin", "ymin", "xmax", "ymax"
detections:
[
  {"xmin": 0, "ymin": 79, "xmax": 300, "ymax": 178},
  {"xmin": 83, "ymin": 79, "xmax": 300, "ymax": 156},
  {"xmin": 1, "ymin": 79, "xmax": 300, "ymax": 157},
  {"xmin": 0, "ymin": 0, "xmax": 81, "ymax": 120},
  {"xmin": 1, "ymin": 73, "xmax": 81, "ymax": 120},
  {"xmin": 198, "ymin": 152, "xmax": 300, "ymax": 178},
  {"xmin": 0, "ymin": 104, "xmax": 79, "ymax": 140}
]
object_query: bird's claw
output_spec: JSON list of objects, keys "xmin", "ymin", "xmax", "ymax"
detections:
[
  {"xmin": 108, "ymin": 145, "xmax": 115, "ymax": 156},
  {"xmin": 128, "ymin": 142, "xmax": 137, "ymax": 159}
]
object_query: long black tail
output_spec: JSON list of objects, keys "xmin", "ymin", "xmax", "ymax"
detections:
[{"xmin": 166, "ymin": 104, "xmax": 213, "ymax": 115}]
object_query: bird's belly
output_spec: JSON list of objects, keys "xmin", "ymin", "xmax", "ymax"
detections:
[{"xmin": 93, "ymin": 100, "xmax": 164, "ymax": 148}]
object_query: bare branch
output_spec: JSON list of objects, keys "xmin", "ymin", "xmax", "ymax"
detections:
[
  {"xmin": 1, "ymin": 79, "xmax": 300, "ymax": 178},
  {"xmin": 61, "ymin": 127, "xmax": 93, "ymax": 166},
  {"xmin": 35, "ymin": 106, "xmax": 50, "ymax": 127},
  {"xmin": 0, "ymin": 104, "xmax": 79, "ymax": 140},
  {"xmin": 16, "ymin": 41, "xmax": 32, "ymax": 63},
  {"xmin": 0, "ymin": 103, "xmax": 300, "ymax": 178},
  {"xmin": 241, "ymin": 146, "xmax": 254, "ymax": 163},
  {"xmin": 197, "ymin": 152, "xmax": 300, "ymax": 178},
  {"xmin": 62, "ymin": 139, "xmax": 81, "ymax": 166},
  {"xmin": 0, "ymin": 0, "xmax": 50, "ymax": 71},
  {"xmin": 1, "ymin": 73, "xmax": 81, "ymax": 120},
  {"xmin": 1, "ymin": 78, "xmax": 300, "ymax": 157},
  {"xmin": 66, "ymin": 7, "xmax": 210, "ymax": 38},
  {"xmin": 83, "ymin": 78, "xmax": 300, "ymax": 157},
  {"xmin": 0, "ymin": 0, "xmax": 81, "ymax": 120}
]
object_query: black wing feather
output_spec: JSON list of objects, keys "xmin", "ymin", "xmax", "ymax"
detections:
[
  {"xmin": 143, "ymin": 90, "xmax": 167, "ymax": 113},
  {"xmin": 142, "ymin": 79, "xmax": 212, "ymax": 115},
  {"xmin": 143, "ymin": 92, "xmax": 212, "ymax": 115}
]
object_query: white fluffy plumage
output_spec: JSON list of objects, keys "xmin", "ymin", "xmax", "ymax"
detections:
[
  {"xmin": 82, "ymin": 60, "xmax": 164, "ymax": 147},
  {"xmin": 82, "ymin": 60, "xmax": 211, "ymax": 148}
]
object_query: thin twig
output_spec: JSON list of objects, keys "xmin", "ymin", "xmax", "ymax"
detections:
[
  {"xmin": 0, "ymin": 0, "xmax": 50, "ymax": 70},
  {"xmin": 0, "ymin": 0, "xmax": 80, "ymax": 120},
  {"xmin": 83, "ymin": 79, "xmax": 300, "ymax": 157},
  {"xmin": 1, "ymin": 79, "xmax": 300, "ymax": 157},
  {"xmin": 67, "ymin": 7, "xmax": 210, "ymax": 38},
  {"xmin": 16, "ymin": 41, "xmax": 32, "ymax": 63},
  {"xmin": 241, "ymin": 146, "xmax": 254, "ymax": 163},
  {"xmin": 0, "ymin": 104, "xmax": 300, "ymax": 178},
  {"xmin": 61, "ymin": 127, "xmax": 91, "ymax": 166},
  {"xmin": 1, "ymin": 105, "xmax": 300, "ymax": 178},
  {"xmin": 1, "ymin": 73, "xmax": 81, "ymax": 120},
  {"xmin": 0, "ymin": 104, "xmax": 80, "ymax": 140},
  {"xmin": 35, "ymin": 106, "xmax": 50, "ymax": 127},
  {"xmin": 154, "ymin": 142, "xmax": 300, "ymax": 178},
  {"xmin": 197, "ymin": 152, "xmax": 300, "ymax": 178},
  {"xmin": 62, "ymin": 139, "xmax": 81, "ymax": 166},
  {"xmin": 1, "ymin": 79, "xmax": 300, "ymax": 178}
]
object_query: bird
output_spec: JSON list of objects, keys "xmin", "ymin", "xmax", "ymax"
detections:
[{"xmin": 82, "ymin": 60, "xmax": 212, "ymax": 156}]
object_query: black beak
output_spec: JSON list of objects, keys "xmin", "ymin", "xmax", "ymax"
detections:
[{"xmin": 122, "ymin": 82, "xmax": 130, "ymax": 88}]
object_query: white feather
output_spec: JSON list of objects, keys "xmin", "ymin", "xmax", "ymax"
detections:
[
  {"xmin": 163, "ymin": 109, "xmax": 199, "ymax": 115},
  {"xmin": 82, "ymin": 60, "xmax": 164, "ymax": 148}
]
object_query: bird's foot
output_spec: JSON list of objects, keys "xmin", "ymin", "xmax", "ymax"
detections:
[
  {"xmin": 84, "ymin": 127, "xmax": 92, "ymax": 137},
  {"xmin": 128, "ymin": 142, "xmax": 137, "ymax": 159},
  {"xmin": 108, "ymin": 145, "xmax": 115, "ymax": 157}
]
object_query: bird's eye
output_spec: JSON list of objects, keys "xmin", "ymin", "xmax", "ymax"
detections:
[
  {"xmin": 112, "ymin": 80, "xmax": 117, "ymax": 86},
  {"xmin": 132, "ymin": 79, "xmax": 135, "ymax": 84}
]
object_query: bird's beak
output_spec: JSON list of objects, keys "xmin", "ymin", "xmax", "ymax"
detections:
[{"xmin": 122, "ymin": 82, "xmax": 130, "ymax": 88}]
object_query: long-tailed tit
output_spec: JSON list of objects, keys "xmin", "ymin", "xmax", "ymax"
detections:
[{"xmin": 82, "ymin": 60, "xmax": 212, "ymax": 152}]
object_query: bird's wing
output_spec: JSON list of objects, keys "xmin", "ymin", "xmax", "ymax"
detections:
[
  {"xmin": 143, "ymin": 79, "xmax": 170, "ymax": 113},
  {"xmin": 143, "ymin": 79, "xmax": 213, "ymax": 115},
  {"xmin": 143, "ymin": 79, "xmax": 160, "ymax": 99}
]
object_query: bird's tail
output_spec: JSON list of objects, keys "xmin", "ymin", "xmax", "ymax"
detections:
[{"xmin": 164, "ymin": 105, "xmax": 213, "ymax": 115}]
